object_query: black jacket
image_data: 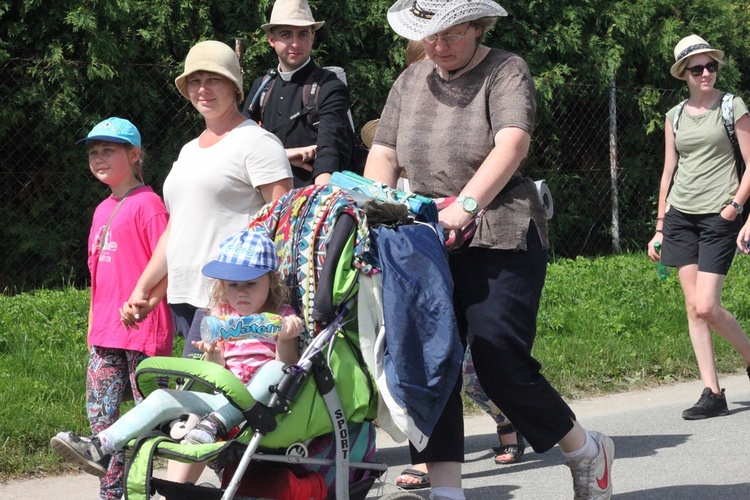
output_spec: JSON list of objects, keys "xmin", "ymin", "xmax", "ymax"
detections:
[{"xmin": 243, "ymin": 59, "xmax": 355, "ymax": 187}]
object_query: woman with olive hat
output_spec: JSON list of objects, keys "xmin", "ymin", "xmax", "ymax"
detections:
[
  {"xmin": 123, "ymin": 40, "xmax": 293, "ymax": 361},
  {"xmin": 649, "ymin": 34, "xmax": 750, "ymax": 420},
  {"xmin": 366, "ymin": 1, "xmax": 614, "ymax": 498}
]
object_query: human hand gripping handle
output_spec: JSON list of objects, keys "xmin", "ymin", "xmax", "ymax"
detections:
[{"xmin": 433, "ymin": 197, "xmax": 483, "ymax": 250}]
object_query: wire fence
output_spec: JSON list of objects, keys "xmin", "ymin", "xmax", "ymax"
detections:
[{"xmin": 0, "ymin": 57, "xmax": 717, "ymax": 292}]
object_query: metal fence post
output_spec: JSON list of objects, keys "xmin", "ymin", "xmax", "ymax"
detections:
[{"xmin": 609, "ymin": 68, "xmax": 621, "ymax": 253}]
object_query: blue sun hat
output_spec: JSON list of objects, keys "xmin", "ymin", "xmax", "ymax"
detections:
[
  {"xmin": 202, "ymin": 230, "xmax": 278, "ymax": 282},
  {"xmin": 76, "ymin": 117, "xmax": 142, "ymax": 147}
]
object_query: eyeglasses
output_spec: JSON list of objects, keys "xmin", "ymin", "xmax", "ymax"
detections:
[
  {"xmin": 685, "ymin": 61, "xmax": 719, "ymax": 77},
  {"xmin": 424, "ymin": 24, "xmax": 472, "ymax": 45}
]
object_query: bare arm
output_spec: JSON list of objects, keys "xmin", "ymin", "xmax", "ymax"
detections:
[
  {"xmin": 439, "ymin": 127, "xmax": 531, "ymax": 231},
  {"xmin": 363, "ymin": 144, "xmax": 400, "ymax": 187},
  {"xmin": 648, "ymin": 118, "xmax": 678, "ymax": 261},
  {"xmin": 258, "ymin": 178, "xmax": 294, "ymax": 203},
  {"xmin": 124, "ymin": 220, "xmax": 170, "ymax": 321},
  {"xmin": 735, "ymin": 114, "xmax": 750, "ymax": 252}
]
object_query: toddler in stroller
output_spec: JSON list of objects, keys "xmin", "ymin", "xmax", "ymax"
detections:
[{"xmin": 50, "ymin": 230, "xmax": 304, "ymax": 478}]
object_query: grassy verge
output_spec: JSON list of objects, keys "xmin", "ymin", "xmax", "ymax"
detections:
[{"xmin": 2, "ymin": 253, "xmax": 750, "ymax": 479}]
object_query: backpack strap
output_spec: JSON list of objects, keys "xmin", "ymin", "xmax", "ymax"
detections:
[
  {"xmin": 672, "ymin": 98, "xmax": 688, "ymax": 134},
  {"xmin": 721, "ymin": 92, "xmax": 743, "ymax": 181},
  {"xmin": 720, "ymin": 92, "xmax": 749, "ymax": 221},
  {"xmin": 301, "ymin": 67, "xmax": 333, "ymax": 130},
  {"xmin": 721, "ymin": 92, "xmax": 737, "ymax": 142},
  {"xmin": 243, "ymin": 69, "xmax": 277, "ymax": 123}
]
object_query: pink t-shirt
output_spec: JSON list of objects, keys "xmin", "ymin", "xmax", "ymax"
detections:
[
  {"xmin": 215, "ymin": 304, "xmax": 297, "ymax": 385},
  {"xmin": 87, "ymin": 186, "xmax": 174, "ymax": 356}
]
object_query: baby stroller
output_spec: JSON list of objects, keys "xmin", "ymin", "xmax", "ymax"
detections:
[{"xmin": 123, "ymin": 185, "xmax": 426, "ymax": 500}]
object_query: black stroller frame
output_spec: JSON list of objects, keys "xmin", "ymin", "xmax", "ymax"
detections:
[{"xmin": 220, "ymin": 298, "xmax": 387, "ymax": 500}]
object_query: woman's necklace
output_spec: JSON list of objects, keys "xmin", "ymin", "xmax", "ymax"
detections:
[{"xmin": 439, "ymin": 43, "xmax": 481, "ymax": 81}]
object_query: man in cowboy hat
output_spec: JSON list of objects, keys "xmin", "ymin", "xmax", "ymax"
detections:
[{"xmin": 242, "ymin": 0, "xmax": 356, "ymax": 187}]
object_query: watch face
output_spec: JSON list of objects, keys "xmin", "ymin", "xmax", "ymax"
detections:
[{"xmin": 461, "ymin": 196, "xmax": 478, "ymax": 213}]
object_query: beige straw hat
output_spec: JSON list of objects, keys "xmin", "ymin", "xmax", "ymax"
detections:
[
  {"xmin": 387, "ymin": 0, "xmax": 507, "ymax": 41},
  {"xmin": 670, "ymin": 35, "xmax": 725, "ymax": 79},
  {"xmin": 175, "ymin": 40, "xmax": 244, "ymax": 102},
  {"xmin": 261, "ymin": 0, "xmax": 325, "ymax": 33},
  {"xmin": 360, "ymin": 119, "xmax": 380, "ymax": 149}
]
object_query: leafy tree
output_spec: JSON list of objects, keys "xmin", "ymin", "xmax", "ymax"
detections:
[{"xmin": 2, "ymin": 0, "xmax": 750, "ymax": 289}]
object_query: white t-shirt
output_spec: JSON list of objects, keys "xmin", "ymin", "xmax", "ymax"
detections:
[{"xmin": 164, "ymin": 120, "xmax": 292, "ymax": 307}]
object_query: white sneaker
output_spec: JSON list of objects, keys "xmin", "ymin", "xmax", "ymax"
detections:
[{"xmin": 566, "ymin": 431, "xmax": 614, "ymax": 500}]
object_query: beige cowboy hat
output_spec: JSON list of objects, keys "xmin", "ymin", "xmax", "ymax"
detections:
[
  {"xmin": 175, "ymin": 40, "xmax": 244, "ymax": 102},
  {"xmin": 261, "ymin": 0, "xmax": 325, "ymax": 33},
  {"xmin": 670, "ymin": 34, "xmax": 725, "ymax": 79},
  {"xmin": 387, "ymin": 0, "xmax": 507, "ymax": 41}
]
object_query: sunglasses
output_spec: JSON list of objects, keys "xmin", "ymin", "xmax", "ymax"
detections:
[{"xmin": 685, "ymin": 61, "xmax": 719, "ymax": 77}]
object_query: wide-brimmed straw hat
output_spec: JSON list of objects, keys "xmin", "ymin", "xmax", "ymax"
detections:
[
  {"xmin": 360, "ymin": 119, "xmax": 379, "ymax": 149},
  {"xmin": 261, "ymin": 0, "xmax": 325, "ymax": 34},
  {"xmin": 387, "ymin": 0, "xmax": 507, "ymax": 41},
  {"xmin": 175, "ymin": 40, "xmax": 244, "ymax": 102},
  {"xmin": 670, "ymin": 35, "xmax": 725, "ymax": 79}
]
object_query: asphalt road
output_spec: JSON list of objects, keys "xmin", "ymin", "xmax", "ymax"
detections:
[{"xmin": 2, "ymin": 373, "xmax": 748, "ymax": 499}]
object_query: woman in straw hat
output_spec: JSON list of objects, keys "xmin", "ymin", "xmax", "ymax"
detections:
[
  {"xmin": 395, "ymin": 38, "xmax": 526, "ymax": 492},
  {"xmin": 650, "ymin": 35, "xmax": 750, "ymax": 420},
  {"xmin": 120, "ymin": 39, "xmax": 294, "ymax": 487},
  {"xmin": 366, "ymin": 1, "xmax": 614, "ymax": 498},
  {"xmin": 122, "ymin": 40, "xmax": 293, "ymax": 360}
]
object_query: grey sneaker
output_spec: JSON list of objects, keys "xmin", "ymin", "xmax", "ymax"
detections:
[
  {"xmin": 567, "ymin": 431, "xmax": 614, "ymax": 500},
  {"xmin": 50, "ymin": 431, "xmax": 110, "ymax": 477},
  {"xmin": 681, "ymin": 388, "xmax": 728, "ymax": 420},
  {"xmin": 181, "ymin": 413, "xmax": 227, "ymax": 445}
]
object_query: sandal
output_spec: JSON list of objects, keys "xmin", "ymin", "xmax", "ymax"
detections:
[
  {"xmin": 492, "ymin": 423, "xmax": 525, "ymax": 465},
  {"xmin": 395, "ymin": 468, "xmax": 431, "ymax": 490}
]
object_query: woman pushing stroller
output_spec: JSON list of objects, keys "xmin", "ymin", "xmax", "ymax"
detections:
[{"xmin": 50, "ymin": 230, "xmax": 303, "ymax": 477}]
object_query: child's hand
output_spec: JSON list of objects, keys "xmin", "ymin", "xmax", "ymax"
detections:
[
  {"xmin": 278, "ymin": 315, "xmax": 304, "ymax": 341},
  {"xmin": 276, "ymin": 316, "xmax": 304, "ymax": 364},
  {"xmin": 120, "ymin": 301, "xmax": 144, "ymax": 330},
  {"xmin": 192, "ymin": 339, "xmax": 225, "ymax": 365}
]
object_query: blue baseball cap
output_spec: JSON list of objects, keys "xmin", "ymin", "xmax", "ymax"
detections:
[
  {"xmin": 76, "ymin": 117, "xmax": 142, "ymax": 147},
  {"xmin": 202, "ymin": 230, "xmax": 278, "ymax": 282}
]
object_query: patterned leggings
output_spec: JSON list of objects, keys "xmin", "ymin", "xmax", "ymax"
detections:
[
  {"xmin": 87, "ymin": 346, "xmax": 147, "ymax": 500},
  {"xmin": 463, "ymin": 346, "xmax": 509, "ymax": 427}
]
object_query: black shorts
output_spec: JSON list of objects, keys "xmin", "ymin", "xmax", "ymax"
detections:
[{"xmin": 661, "ymin": 207, "xmax": 741, "ymax": 275}]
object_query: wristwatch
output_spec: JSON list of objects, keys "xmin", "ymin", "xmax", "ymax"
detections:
[
  {"xmin": 456, "ymin": 195, "xmax": 479, "ymax": 216},
  {"xmin": 730, "ymin": 201, "xmax": 744, "ymax": 214}
]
